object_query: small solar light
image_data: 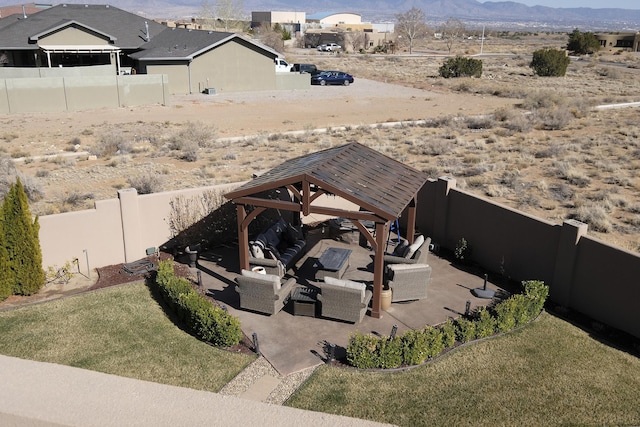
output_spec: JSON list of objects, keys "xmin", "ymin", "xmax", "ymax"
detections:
[
  {"xmin": 465, "ymin": 300, "xmax": 471, "ymax": 316},
  {"xmin": 390, "ymin": 324, "xmax": 398, "ymax": 339},
  {"xmin": 252, "ymin": 332, "xmax": 260, "ymax": 355}
]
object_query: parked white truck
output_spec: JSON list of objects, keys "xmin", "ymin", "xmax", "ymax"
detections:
[{"xmin": 275, "ymin": 58, "xmax": 293, "ymax": 72}]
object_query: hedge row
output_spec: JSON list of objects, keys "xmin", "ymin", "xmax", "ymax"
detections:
[
  {"xmin": 347, "ymin": 280, "xmax": 549, "ymax": 369},
  {"xmin": 154, "ymin": 260, "xmax": 242, "ymax": 347}
]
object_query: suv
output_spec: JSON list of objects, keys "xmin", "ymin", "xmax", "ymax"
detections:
[
  {"xmin": 316, "ymin": 43, "xmax": 341, "ymax": 52},
  {"xmin": 291, "ymin": 63, "xmax": 320, "ymax": 75}
]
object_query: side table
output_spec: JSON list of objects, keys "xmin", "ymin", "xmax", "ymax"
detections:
[{"xmin": 290, "ymin": 286, "xmax": 318, "ymax": 317}]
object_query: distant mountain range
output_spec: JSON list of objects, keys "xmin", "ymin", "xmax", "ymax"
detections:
[{"xmin": 5, "ymin": 0, "xmax": 640, "ymax": 30}]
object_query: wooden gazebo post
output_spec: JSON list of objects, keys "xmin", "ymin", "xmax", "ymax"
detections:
[{"xmin": 370, "ymin": 221, "xmax": 389, "ymax": 319}]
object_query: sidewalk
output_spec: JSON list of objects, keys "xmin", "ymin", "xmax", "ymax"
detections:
[{"xmin": 0, "ymin": 355, "xmax": 393, "ymax": 427}]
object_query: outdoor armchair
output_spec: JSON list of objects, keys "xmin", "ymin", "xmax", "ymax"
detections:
[
  {"xmin": 317, "ymin": 276, "xmax": 372, "ymax": 323},
  {"xmin": 384, "ymin": 236, "xmax": 431, "ymax": 266},
  {"xmin": 235, "ymin": 269, "xmax": 296, "ymax": 315},
  {"xmin": 386, "ymin": 263, "xmax": 431, "ymax": 302}
]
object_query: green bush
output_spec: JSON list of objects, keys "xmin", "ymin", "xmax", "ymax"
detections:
[
  {"xmin": 439, "ymin": 319, "xmax": 457, "ymax": 348},
  {"xmin": 346, "ymin": 281, "xmax": 550, "ymax": 368},
  {"xmin": 454, "ymin": 238, "xmax": 472, "ymax": 263},
  {"xmin": 474, "ymin": 307, "xmax": 496, "ymax": 339},
  {"xmin": 401, "ymin": 329, "xmax": 430, "ymax": 366},
  {"xmin": 347, "ymin": 332, "xmax": 379, "ymax": 369},
  {"xmin": 375, "ymin": 337, "xmax": 403, "ymax": 369},
  {"xmin": 154, "ymin": 260, "xmax": 242, "ymax": 347},
  {"xmin": 494, "ymin": 298, "xmax": 518, "ymax": 332},
  {"xmin": 439, "ymin": 56, "xmax": 483, "ymax": 78},
  {"xmin": 455, "ymin": 318, "xmax": 477, "ymax": 343},
  {"xmin": 530, "ymin": 48, "xmax": 570, "ymax": 77}
]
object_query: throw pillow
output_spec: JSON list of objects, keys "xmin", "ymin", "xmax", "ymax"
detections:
[
  {"xmin": 392, "ymin": 239, "xmax": 409, "ymax": 256},
  {"xmin": 404, "ymin": 235, "xmax": 425, "ymax": 259},
  {"xmin": 250, "ymin": 241, "xmax": 264, "ymax": 259},
  {"xmin": 241, "ymin": 269, "xmax": 281, "ymax": 290}
]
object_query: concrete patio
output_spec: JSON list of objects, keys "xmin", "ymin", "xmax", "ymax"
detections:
[{"xmin": 194, "ymin": 225, "xmax": 509, "ymax": 376}]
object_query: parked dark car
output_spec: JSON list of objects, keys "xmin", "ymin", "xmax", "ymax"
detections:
[
  {"xmin": 291, "ymin": 63, "xmax": 320, "ymax": 75},
  {"xmin": 310, "ymin": 71, "xmax": 354, "ymax": 86}
]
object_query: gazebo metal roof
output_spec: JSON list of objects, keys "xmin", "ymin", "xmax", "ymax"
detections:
[{"xmin": 225, "ymin": 142, "xmax": 429, "ymax": 319}]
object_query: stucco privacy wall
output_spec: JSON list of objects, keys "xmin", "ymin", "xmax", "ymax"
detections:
[
  {"xmin": 38, "ymin": 184, "xmax": 239, "ymax": 276},
  {"xmin": 416, "ymin": 176, "xmax": 640, "ymax": 339},
  {"xmin": 37, "ymin": 177, "xmax": 640, "ymax": 338},
  {"xmin": 0, "ymin": 74, "xmax": 169, "ymax": 113}
]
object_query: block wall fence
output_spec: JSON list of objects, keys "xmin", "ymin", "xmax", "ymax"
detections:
[
  {"xmin": 0, "ymin": 66, "xmax": 169, "ymax": 113},
  {"xmin": 37, "ymin": 178, "xmax": 640, "ymax": 339}
]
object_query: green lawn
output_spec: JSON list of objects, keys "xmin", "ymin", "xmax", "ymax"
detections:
[
  {"xmin": 2, "ymin": 284, "xmax": 638, "ymax": 426},
  {"xmin": 0, "ymin": 282, "xmax": 255, "ymax": 392},
  {"xmin": 286, "ymin": 313, "xmax": 640, "ymax": 426}
]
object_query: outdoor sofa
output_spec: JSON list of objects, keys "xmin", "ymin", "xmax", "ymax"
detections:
[
  {"xmin": 235, "ymin": 269, "xmax": 296, "ymax": 315},
  {"xmin": 249, "ymin": 218, "xmax": 306, "ymax": 277}
]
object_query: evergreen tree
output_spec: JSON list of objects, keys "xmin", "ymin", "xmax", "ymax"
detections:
[
  {"xmin": 2, "ymin": 178, "xmax": 44, "ymax": 295},
  {"xmin": 0, "ymin": 210, "xmax": 12, "ymax": 301},
  {"xmin": 567, "ymin": 28, "xmax": 600, "ymax": 55}
]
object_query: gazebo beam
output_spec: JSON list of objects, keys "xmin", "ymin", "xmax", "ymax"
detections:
[
  {"xmin": 406, "ymin": 197, "xmax": 417, "ymax": 244},
  {"xmin": 234, "ymin": 196, "xmax": 301, "ymax": 212}
]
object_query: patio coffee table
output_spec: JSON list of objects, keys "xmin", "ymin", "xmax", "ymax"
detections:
[
  {"xmin": 290, "ymin": 286, "xmax": 318, "ymax": 317},
  {"xmin": 315, "ymin": 247, "xmax": 352, "ymax": 280}
]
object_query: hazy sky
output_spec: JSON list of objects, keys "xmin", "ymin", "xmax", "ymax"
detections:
[{"xmin": 487, "ymin": 0, "xmax": 640, "ymax": 9}]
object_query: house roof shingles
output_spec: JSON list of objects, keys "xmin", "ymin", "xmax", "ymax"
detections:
[
  {"xmin": 129, "ymin": 27, "xmax": 280, "ymax": 61},
  {"xmin": 0, "ymin": 4, "xmax": 166, "ymax": 50},
  {"xmin": 226, "ymin": 142, "xmax": 429, "ymax": 221}
]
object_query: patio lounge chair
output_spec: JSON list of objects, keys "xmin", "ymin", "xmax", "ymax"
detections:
[
  {"xmin": 235, "ymin": 269, "xmax": 296, "ymax": 315},
  {"xmin": 386, "ymin": 263, "xmax": 431, "ymax": 302},
  {"xmin": 249, "ymin": 218, "xmax": 306, "ymax": 277},
  {"xmin": 384, "ymin": 235, "xmax": 431, "ymax": 265},
  {"xmin": 317, "ymin": 276, "xmax": 372, "ymax": 323}
]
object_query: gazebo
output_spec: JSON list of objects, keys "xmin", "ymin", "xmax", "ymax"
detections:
[{"xmin": 224, "ymin": 142, "xmax": 429, "ymax": 318}]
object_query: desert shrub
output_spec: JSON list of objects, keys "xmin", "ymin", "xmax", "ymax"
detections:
[
  {"xmin": 439, "ymin": 56, "xmax": 483, "ymax": 78},
  {"xmin": 574, "ymin": 204, "xmax": 612, "ymax": 233},
  {"xmin": 63, "ymin": 191, "xmax": 93, "ymax": 207},
  {"xmin": 154, "ymin": 260, "xmax": 241, "ymax": 347},
  {"xmin": 16, "ymin": 174, "xmax": 44, "ymax": 202},
  {"xmin": 127, "ymin": 175, "xmax": 163, "ymax": 194},
  {"xmin": 465, "ymin": 116, "xmax": 495, "ymax": 130},
  {"xmin": 91, "ymin": 132, "xmax": 132, "ymax": 158},
  {"xmin": 530, "ymin": 48, "xmax": 570, "ymax": 77},
  {"xmin": 521, "ymin": 90, "xmax": 565, "ymax": 110},
  {"xmin": 533, "ymin": 107, "xmax": 572, "ymax": 130},
  {"xmin": 169, "ymin": 121, "xmax": 215, "ymax": 149}
]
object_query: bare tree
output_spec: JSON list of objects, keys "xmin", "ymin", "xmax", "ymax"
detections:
[
  {"xmin": 197, "ymin": 0, "xmax": 216, "ymax": 29},
  {"xmin": 254, "ymin": 26, "xmax": 284, "ymax": 53},
  {"xmin": 348, "ymin": 31, "xmax": 367, "ymax": 52},
  {"xmin": 216, "ymin": 0, "xmax": 245, "ymax": 32},
  {"xmin": 440, "ymin": 18, "xmax": 465, "ymax": 54},
  {"xmin": 395, "ymin": 7, "xmax": 428, "ymax": 54}
]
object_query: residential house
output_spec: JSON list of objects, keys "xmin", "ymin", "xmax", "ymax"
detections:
[
  {"xmin": 0, "ymin": 3, "xmax": 166, "ymax": 73},
  {"xmin": 129, "ymin": 27, "xmax": 282, "ymax": 94},
  {"xmin": 596, "ymin": 32, "xmax": 640, "ymax": 52}
]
